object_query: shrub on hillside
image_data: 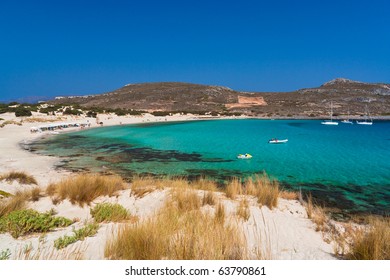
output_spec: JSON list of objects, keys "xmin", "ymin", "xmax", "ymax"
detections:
[{"xmin": 14, "ymin": 107, "xmax": 32, "ymax": 117}]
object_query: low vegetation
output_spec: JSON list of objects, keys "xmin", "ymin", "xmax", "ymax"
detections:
[
  {"xmin": 224, "ymin": 175, "xmax": 279, "ymax": 209},
  {"xmin": 0, "ymin": 188, "xmax": 43, "ymax": 217},
  {"xmin": 348, "ymin": 217, "xmax": 390, "ymax": 260},
  {"xmin": 0, "ymin": 209, "xmax": 73, "ymax": 238},
  {"xmin": 237, "ymin": 198, "xmax": 250, "ymax": 221},
  {"xmin": 0, "ymin": 120, "xmax": 23, "ymax": 128},
  {"xmin": 91, "ymin": 203, "xmax": 131, "ymax": 223},
  {"xmin": 0, "ymin": 248, "xmax": 11, "ymax": 260},
  {"xmin": 0, "ymin": 190, "xmax": 12, "ymax": 199},
  {"xmin": 305, "ymin": 194, "xmax": 328, "ymax": 232},
  {"xmin": 54, "ymin": 223, "xmax": 99, "ymax": 250},
  {"xmin": 225, "ymin": 178, "xmax": 242, "ymax": 199},
  {"xmin": 0, "ymin": 171, "xmax": 37, "ymax": 185},
  {"xmin": 171, "ymin": 187, "xmax": 201, "ymax": 212},
  {"xmin": 105, "ymin": 185, "xmax": 247, "ymax": 260},
  {"xmin": 202, "ymin": 191, "xmax": 216, "ymax": 206},
  {"xmin": 46, "ymin": 174, "xmax": 127, "ymax": 206}
]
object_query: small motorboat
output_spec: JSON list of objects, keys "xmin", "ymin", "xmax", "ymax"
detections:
[
  {"xmin": 268, "ymin": 138, "xmax": 288, "ymax": 144},
  {"xmin": 237, "ymin": 153, "xmax": 252, "ymax": 159}
]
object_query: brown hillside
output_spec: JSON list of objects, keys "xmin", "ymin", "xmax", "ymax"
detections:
[{"xmin": 50, "ymin": 79, "xmax": 390, "ymax": 117}]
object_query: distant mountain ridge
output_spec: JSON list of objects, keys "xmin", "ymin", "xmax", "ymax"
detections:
[{"xmin": 49, "ymin": 79, "xmax": 390, "ymax": 117}]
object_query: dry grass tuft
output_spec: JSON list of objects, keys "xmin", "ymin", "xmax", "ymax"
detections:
[
  {"xmin": 214, "ymin": 203, "xmax": 226, "ymax": 225},
  {"xmin": 202, "ymin": 191, "xmax": 216, "ymax": 206},
  {"xmin": 0, "ymin": 120, "xmax": 22, "ymax": 128},
  {"xmin": 130, "ymin": 176, "xmax": 190, "ymax": 198},
  {"xmin": 279, "ymin": 190, "xmax": 299, "ymax": 200},
  {"xmin": 225, "ymin": 178, "xmax": 243, "ymax": 199},
  {"xmin": 23, "ymin": 117, "xmax": 63, "ymax": 123},
  {"xmin": 47, "ymin": 174, "xmax": 127, "ymax": 206},
  {"xmin": 346, "ymin": 217, "xmax": 390, "ymax": 260},
  {"xmin": 0, "ymin": 171, "xmax": 37, "ymax": 185},
  {"xmin": 254, "ymin": 175, "xmax": 279, "ymax": 209},
  {"xmin": 0, "ymin": 188, "xmax": 44, "ymax": 217},
  {"xmin": 105, "ymin": 196, "xmax": 246, "ymax": 260},
  {"xmin": 192, "ymin": 177, "xmax": 218, "ymax": 192},
  {"xmin": 305, "ymin": 194, "xmax": 328, "ymax": 231},
  {"xmin": 30, "ymin": 187, "xmax": 42, "ymax": 202},
  {"xmin": 244, "ymin": 177, "xmax": 257, "ymax": 196},
  {"xmin": 237, "ymin": 199, "xmax": 250, "ymax": 221},
  {"xmin": 130, "ymin": 176, "xmax": 159, "ymax": 198},
  {"xmin": 171, "ymin": 187, "xmax": 201, "ymax": 212}
]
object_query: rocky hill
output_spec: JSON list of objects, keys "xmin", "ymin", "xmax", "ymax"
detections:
[{"xmin": 50, "ymin": 79, "xmax": 390, "ymax": 117}]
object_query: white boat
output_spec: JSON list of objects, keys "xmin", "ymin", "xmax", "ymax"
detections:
[
  {"xmin": 321, "ymin": 101, "xmax": 339, "ymax": 125},
  {"xmin": 356, "ymin": 120, "xmax": 373, "ymax": 125},
  {"xmin": 341, "ymin": 109, "xmax": 353, "ymax": 124},
  {"xmin": 237, "ymin": 153, "xmax": 252, "ymax": 159},
  {"xmin": 356, "ymin": 105, "xmax": 373, "ymax": 125},
  {"xmin": 268, "ymin": 139, "xmax": 288, "ymax": 144}
]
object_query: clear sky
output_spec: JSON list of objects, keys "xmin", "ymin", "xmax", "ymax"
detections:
[{"xmin": 0, "ymin": 0, "xmax": 389, "ymax": 102}]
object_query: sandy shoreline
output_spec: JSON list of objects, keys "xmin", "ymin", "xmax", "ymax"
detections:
[{"xmin": 0, "ymin": 112, "xmax": 339, "ymax": 259}]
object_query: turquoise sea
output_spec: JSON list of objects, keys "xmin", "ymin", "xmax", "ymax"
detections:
[{"xmin": 29, "ymin": 119, "xmax": 390, "ymax": 214}]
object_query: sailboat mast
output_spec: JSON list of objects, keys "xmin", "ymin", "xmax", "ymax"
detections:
[{"xmin": 330, "ymin": 102, "xmax": 333, "ymax": 121}]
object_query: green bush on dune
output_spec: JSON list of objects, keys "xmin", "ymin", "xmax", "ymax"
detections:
[{"xmin": 0, "ymin": 209, "xmax": 73, "ymax": 238}]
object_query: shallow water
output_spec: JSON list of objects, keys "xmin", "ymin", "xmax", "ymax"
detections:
[{"xmin": 30, "ymin": 119, "xmax": 390, "ymax": 214}]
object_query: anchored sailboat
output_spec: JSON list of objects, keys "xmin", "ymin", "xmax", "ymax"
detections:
[
  {"xmin": 356, "ymin": 105, "xmax": 373, "ymax": 125},
  {"xmin": 321, "ymin": 101, "xmax": 339, "ymax": 125},
  {"xmin": 341, "ymin": 109, "xmax": 353, "ymax": 124}
]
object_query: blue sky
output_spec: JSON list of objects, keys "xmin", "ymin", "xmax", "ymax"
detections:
[{"xmin": 0, "ymin": 0, "xmax": 389, "ymax": 102}]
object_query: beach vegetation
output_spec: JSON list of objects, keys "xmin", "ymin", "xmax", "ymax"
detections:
[
  {"xmin": 279, "ymin": 190, "xmax": 299, "ymax": 200},
  {"xmin": 202, "ymin": 191, "xmax": 216, "ymax": 206},
  {"xmin": 0, "ymin": 248, "xmax": 11, "ymax": 260},
  {"xmin": 225, "ymin": 178, "xmax": 243, "ymax": 199},
  {"xmin": 192, "ymin": 177, "xmax": 218, "ymax": 192},
  {"xmin": 237, "ymin": 198, "xmax": 250, "ymax": 221},
  {"xmin": 253, "ymin": 175, "xmax": 279, "ymax": 209},
  {"xmin": 86, "ymin": 111, "xmax": 97, "ymax": 118},
  {"xmin": 0, "ymin": 120, "xmax": 23, "ymax": 127},
  {"xmin": 54, "ymin": 223, "xmax": 99, "ymax": 250},
  {"xmin": 224, "ymin": 175, "xmax": 279, "ymax": 209},
  {"xmin": 90, "ymin": 203, "xmax": 132, "ymax": 223},
  {"xmin": 0, "ymin": 190, "xmax": 12, "ymax": 199},
  {"xmin": 46, "ymin": 174, "xmax": 127, "ymax": 206},
  {"xmin": 305, "ymin": 194, "xmax": 328, "ymax": 231},
  {"xmin": 0, "ymin": 188, "xmax": 45, "ymax": 217},
  {"xmin": 63, "ymin": 107, "xmax": 82, "ymax": 115},
  {"xmin": 0, "ymin": 171, "xmax": 37, "ymax": 185},
  {"xmin": 346, "ymin": 217, "xmax": 390, "ymax": 260},
  {"xmin": 214, "ymin": 203, "xmax": 226, "ymax": 224},
  {"xmin": 171, "ymin": 186, "xmax": 201, "ymax": 212},
  {"xmin": 14, "ymin": 107, "xmax": 32, "ymax": 117},
  {"xmin": 105, "ymin": 194, "xmax": 246, "ymax": 260},
  {"xmin": 0, "ymin": 209, "xmax": 73, "ymax": 238},
  {"xmin": 30, "ymin": 187, "xmax": 42, "ymax": 202},
  {"xmin": 130, "ymin": 176, "xmax": 161, "ymax": 197}
]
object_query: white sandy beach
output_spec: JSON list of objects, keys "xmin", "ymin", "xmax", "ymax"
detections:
[{"xmin": 0, "ymin": 112, "xmax": 337, "ymax": 260}]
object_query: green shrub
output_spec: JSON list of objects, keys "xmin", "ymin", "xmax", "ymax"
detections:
[
  {"xmin": 0, "ymin": 209, "xmax": 73, "ymax": 238},
  {"xmin": 54, "ymin": 223, "xmax": 99, "ymax": 249},
  {"xmin": 0, "ymin": 190, "xmax": 12, "ymax": 198},
  {"xmin": 91, "ymin": 203, "xmax": 130, "ymax": 223},
  {"xmin": 63, "ymin": 108, "xmax": 81, "ymax": 115},
  {"xmin": 0, "ymin": 248, "xmax": 11, "ymax": 260},
  {"xmin": 86, "ymin": 111, "xmax": 97, "ymax": 118},
  {"xmin": 14, "ymin": 107, "xmax": 32, "ymax": 117}
]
